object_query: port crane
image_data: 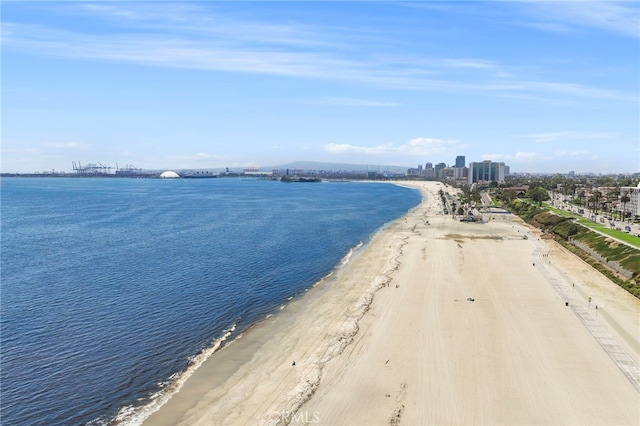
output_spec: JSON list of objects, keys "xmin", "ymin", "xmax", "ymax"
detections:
[{"xmin": 72, "ymin": 161, "xmax": 112, "ymax": 175}]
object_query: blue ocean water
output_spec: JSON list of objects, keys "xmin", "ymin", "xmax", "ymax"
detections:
[{"xmin": 0, "ymin": 177, "xmax": 421, "ymax": 425}]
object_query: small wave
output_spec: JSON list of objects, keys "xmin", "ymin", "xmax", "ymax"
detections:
[
  {"xmin": 312, "ymin": 272, "xmax": 329, "ymax": 288},
  {"xmin": 340, "ymin": 242, "xmax": 363, "ymax": 266},
  {"xmin": 111, "ymin": 324, "xmax": 237, "ymax": 426}
]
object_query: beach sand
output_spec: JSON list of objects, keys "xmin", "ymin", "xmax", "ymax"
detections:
[{"xmin": 144, "ymin": 181, "xmax": 639, "ymax": 426}]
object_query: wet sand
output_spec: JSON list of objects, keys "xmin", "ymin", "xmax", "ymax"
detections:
[{"xmin": 144, "ymin": 181, "xmax": 639, "ymax": 426}]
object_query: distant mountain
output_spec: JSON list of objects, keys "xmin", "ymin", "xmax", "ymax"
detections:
[{"xmin": 269, "ymin": 161, "xmax": 409, "ymax": 173}]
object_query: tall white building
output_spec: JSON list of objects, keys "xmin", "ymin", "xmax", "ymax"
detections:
[{"xmin": 468, "ymin": 160, "xmax": 506, "ymax": 184}]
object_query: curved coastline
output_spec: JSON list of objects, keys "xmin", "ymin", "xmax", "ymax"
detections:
[
  {"xmin": 122, "ymin": 185, "xmax": 420, "ymax": 426},
  {"xmin": 116, "ymin": 238, "xmax": 369, "ymax": 426}
]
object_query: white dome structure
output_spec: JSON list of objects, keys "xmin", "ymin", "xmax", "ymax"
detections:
[{"xmin": 159, "ymin": 171, "xmax": 180, "ymax": 178}]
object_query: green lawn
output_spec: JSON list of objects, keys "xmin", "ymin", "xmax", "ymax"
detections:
[{"xmin": 543, "ymin": 203, "xmax": 640, "ymax": 249}]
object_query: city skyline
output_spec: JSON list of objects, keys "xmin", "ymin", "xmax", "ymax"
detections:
[{"xmin": 2, "ymin": 1, "xmax": 639, "ymax": 174}]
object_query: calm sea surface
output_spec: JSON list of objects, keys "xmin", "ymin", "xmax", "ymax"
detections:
[{"xmin": 0, "ymin": 177, "xmax": 421, "ymax": 425}]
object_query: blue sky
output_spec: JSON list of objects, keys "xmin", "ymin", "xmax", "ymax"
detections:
[{"xmin": 2, "ymin": 1, "xmax": 639, "ymax": 174}]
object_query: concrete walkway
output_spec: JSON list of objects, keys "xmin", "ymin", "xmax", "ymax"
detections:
[{"xmin": 525, "ymin": 227, "xmax": 640, "ymax": 392}]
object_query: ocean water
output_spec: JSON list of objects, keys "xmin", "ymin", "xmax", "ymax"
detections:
[{"xmin": 0, "ymin": 177, "xmax": 421, "ymax": 425}]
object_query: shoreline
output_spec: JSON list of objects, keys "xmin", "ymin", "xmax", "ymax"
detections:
[
  {"xmin": 143, "ymin": 181, "xmax": 639, "ymax": 425},
  {"xmin": 140, "ymin": 182, "xmax": 425, "ymax": 425},
  {"xmin": 118, "ymin": 238, "xmax": 371, "ymax": 425},
  {"xmin": 128, "ymin": 182, "xmax": 422, "ymax": 425}
]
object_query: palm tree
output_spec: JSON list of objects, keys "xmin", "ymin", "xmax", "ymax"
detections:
[
  {"xmin": 587, "ymin": 195, "xmax": 596, "ymax": 215},
  {"xmin": 621, "ymin": 194, "xmax": 631, "ymax": 221},
  {"xmin": 575, "ymin": 190, "xmax": 585, "ymax": 208},
  {"xmin": 591, "ymin": 190, "xmax": 602, "ymax": 215}
]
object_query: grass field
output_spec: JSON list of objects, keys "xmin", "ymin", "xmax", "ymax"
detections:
[{"xmin": 543, "ymin": 203, "xmax": 640, "ymax": 249}]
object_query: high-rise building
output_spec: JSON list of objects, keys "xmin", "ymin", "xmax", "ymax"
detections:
[
  {"xmin": 453, "ymin": 167, "xmax": 467, "ymax": 180},
  {"xmin": 468, "ymin": 160, "xmax": 507, "ymax": 184},
  {"xmin": 455, "ymin": 155, "xmax": 465, "ymax": 168}
]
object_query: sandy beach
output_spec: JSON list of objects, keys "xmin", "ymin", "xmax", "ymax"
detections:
[{"xmin": 144, "ymin": 181, "xmax": 639, "ymax": 426}]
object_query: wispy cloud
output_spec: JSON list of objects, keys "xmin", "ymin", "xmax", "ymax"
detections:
[
  {"xmin": 325, "ymin": 137, "xmax": 461, "ymax": 157},
  {"xmin": 521, "ymin": 131, "xmax": 616, "ymax": 144},
  {"xmin": 399, "ymin": 1, "xmax": 639, "ymax": 38},
  {"xmin": 2, "ymin": 2, "xmax": 634, "ymax": 104},
  {"xmin": 481, "ymin": 149, "xmax": 592, "ymax": 164},
  {"xmin": 75, "ymin": 2, "xmax": 349, "ymax": 50},
  {"xmin": 522, "ymin": 1, "xmax": 640, "ymax": 39}
]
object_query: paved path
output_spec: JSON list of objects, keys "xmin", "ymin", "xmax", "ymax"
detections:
[{"xmin": 526, "ymin": 228, "xmax": 640, "ymax": 392}]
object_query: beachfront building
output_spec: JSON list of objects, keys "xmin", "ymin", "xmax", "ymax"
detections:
[
  {"xmin": 620, "ymin": 183, "xmax": 640, "ymax": 220},
  {"xmin": 453, "ymin": 166, "xmax": 467, "ymax": 180},
  {"xmin": 424, "ymin": 163, "xmax": 435, "ymax": 179},
  {"xmin": 408, "ymin": 156, "xmax": 467, "ymax": 181},
  {"xmin": 439, "ymin": 165, "xmax": 468, "ymax": 182},
  {"xmin": 434, "ymin": 163, "xmax": 446, "ymax": 179},
  {"xmin": 468, "ymin": 160, "xmax": 507, "ymax": 184}
]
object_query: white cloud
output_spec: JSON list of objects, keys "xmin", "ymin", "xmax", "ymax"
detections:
[
  {"xmin": 521, "ymin": 131, "xmax": 616, "ymax": 144},
  {"xmin": 325, "ymin": 137, "xmax": 460, "ymax": 157},
  {"xmin": 515, "ymin": 151, "xmax": 537, "ymax": 160}
]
